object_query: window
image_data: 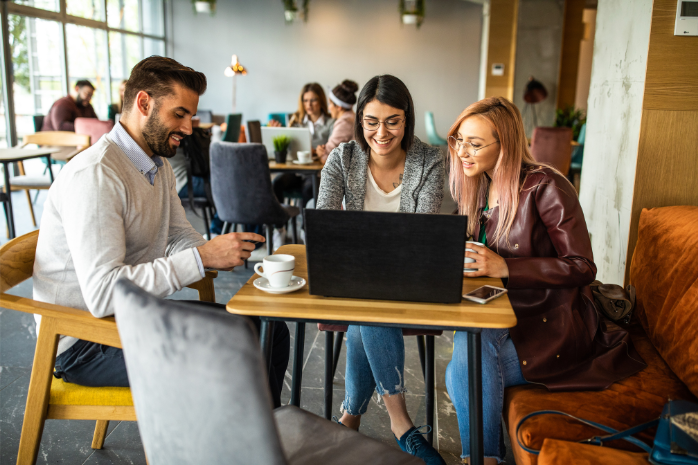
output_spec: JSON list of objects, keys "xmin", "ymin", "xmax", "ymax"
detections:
[
  {"xmin": 67, "ymin": 0, "xmax": 105, "ymax": 21},
  {"xmin": 67, "ymin": 24, "xmax": 109, "ymax": 118},
  {"xmin": 107, "ymin": 0, "xmax": 139, "ymax": 32},
  {"xmin": 11, "ymin": 0, "xmax": 60, "ymax": 13}
]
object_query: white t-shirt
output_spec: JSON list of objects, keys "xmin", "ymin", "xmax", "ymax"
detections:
[{"xmin": 364, "ymin": 167, "xmax": 402, "ymax": 212}]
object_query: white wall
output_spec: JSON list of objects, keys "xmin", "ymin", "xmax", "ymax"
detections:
[
  {"xmin": 578, "ymin": 0, "xmax": 652, "ymax": 284},
  {"xmin": 171, "ymin": 0, "xmax": 482, "ymax": 141}
]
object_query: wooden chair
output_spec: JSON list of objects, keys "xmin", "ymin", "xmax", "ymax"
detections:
[
  {"xmin": 6, "ymin": 132, "xmax": 91, "ymax": 227},
  {"xmin": 0, "ymin": 230, "xmax": 217, "ymax": 465}
]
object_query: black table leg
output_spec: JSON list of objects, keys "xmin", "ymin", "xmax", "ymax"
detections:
[
  {"xmin": 260, "ymin": 319, "xmax": 274, "ymax": 377},
  {"xmin": 425, "ymin": 335, "xmax": 435, "ymax": 445},
  {"xmin": 468, "ymin": 330, "xmax": 484, "ymax": 465},
  {"xmin": 290, "ymin": 322, "xmax": 305, "ymax": 407},
  {"xmin": 2, "ymin": 162, "xmax": 15, "ymax": 239},
  {"xmin": 324, "ymin": 330, "xmax": 334, "ymax": 419},
  {"xmin": 45, "ymin": 156, "xmax": 55, "ymax": 183},
  {"xmin": 312, "ymin": 173, "xmax": 319, "ymax": 204}
]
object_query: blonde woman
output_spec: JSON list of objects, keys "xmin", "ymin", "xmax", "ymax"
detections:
[{"xmin": 445, "ymin": 97, "xmax": 645, "ymax": 464}]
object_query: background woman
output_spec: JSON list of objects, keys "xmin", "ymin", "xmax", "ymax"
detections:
[
  {"xmin": 316, "ymin": 80, "xmax": 359, "ymax": 163},
  {"xmin": 444, "ymin": 97, "xmax": 645, "ymax": 465},
  {"xmin": 317, "ymin": 75, "xmax": 446, "ymax": 465}
]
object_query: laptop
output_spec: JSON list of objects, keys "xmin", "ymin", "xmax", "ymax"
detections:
[
  {"xmin": 304, "ymin": 209, "xmax": 468, "ymax": 304},
  {"xmin": 261, "ymin": 126, "xmax": 312, "ymax": 162}
]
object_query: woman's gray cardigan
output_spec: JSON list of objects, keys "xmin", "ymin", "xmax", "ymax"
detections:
[{"xmin": 317, "ymin": 137, "xmax": 445, "ymax": 214}]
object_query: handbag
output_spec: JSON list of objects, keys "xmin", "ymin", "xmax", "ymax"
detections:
[
  {"xmin": 590, "ymin": 280, "xmax": 636, "ymax": 323},
  {"xmin": 516, "ymin": 400, "xmax": 698, "ymax": 464}
]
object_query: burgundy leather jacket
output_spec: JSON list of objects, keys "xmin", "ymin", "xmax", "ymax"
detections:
[{"xmin": 481, "ymin": 166, "xmax": 645, "ymax": 391}]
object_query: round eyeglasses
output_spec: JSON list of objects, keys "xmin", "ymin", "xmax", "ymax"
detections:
[
  {"xmin": 448, "ymin": 136, "xmax": 499, "ymax": 156},
  {"xmin": 361, "ymin": 117, "xmax": 405, "ymax": 132}
]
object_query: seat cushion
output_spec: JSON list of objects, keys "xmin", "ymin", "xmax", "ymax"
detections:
[
  {"xmin": 537, "ymin": 439, "xmax": 649, "ymax": 465},
  {"xmin": 504, "ymin": 322, "xmax": 696, "ymax": 465},
  {"xmin": 274, "ymin": 406, "xmax": 423, "ymax": 465},
  {"xmin": 630, "ymin": 206, "xmax": 698, "ymax": 397},
  {"xmin": 317, "ymin": 323, "xmax": 442, "ymax": 336},
  {"xmin": 50, "ymin": 377, "xmax": 133, "ymax": 406}
]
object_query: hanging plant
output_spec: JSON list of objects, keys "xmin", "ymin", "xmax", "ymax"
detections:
[
  {"xmin": 399, "ymin": 0, "xmax": 425, "ymax": 28},
  {"xmin": 282, "ymin": 0, "xmax": 309, "ymax": 23},
  {"xmin": 192, "ymin": 0, "xmax": 216, "ymax": 15}
]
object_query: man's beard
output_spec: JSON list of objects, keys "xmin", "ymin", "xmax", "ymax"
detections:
[
  {"xmin": 75, "ymin": 95, "xmax": 88, "ymax": 107},
  {"xmin": 142, "ymin": 108, "xmax": 185, "ymax": 158}
]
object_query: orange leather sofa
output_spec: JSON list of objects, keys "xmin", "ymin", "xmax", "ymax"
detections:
[{"xmin": 503, "ymin": 206, "xmax": 698, "ymax": 465}]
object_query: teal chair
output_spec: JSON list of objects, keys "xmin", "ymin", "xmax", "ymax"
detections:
[
  {"xmin": 425, "ymin": 111, "xmax": 447, "ymax": 146},
  {"xmin": 222, "ymin": 114, "xmax": 242, "ymax": 142},
  {"xmin": 268, "ymin": 113, "xmax": 286, "ymax": 127}
]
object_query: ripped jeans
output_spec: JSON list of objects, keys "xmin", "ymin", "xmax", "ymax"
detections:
[{"xmin": 342, "ymin": 325, "xmax": 405, "ymax": 415}]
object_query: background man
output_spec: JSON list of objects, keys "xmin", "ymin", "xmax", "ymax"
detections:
[
  {"xmin": 42, "ymin": 79, "xmax": 98, "ymax": 131},
  {"xmin": 33, "ymin": 57, "xmax": 290, "ymax": 407}
]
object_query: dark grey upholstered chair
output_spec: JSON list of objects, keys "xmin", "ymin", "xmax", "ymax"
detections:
[
  {"xmin": 114, "ymin": 280, "xmax": 423, "ymax": 465},
  {"xmin": 210, "ymin": 141, "xmax": 299, "ymax": 254}
]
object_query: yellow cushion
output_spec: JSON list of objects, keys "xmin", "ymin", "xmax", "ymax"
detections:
[{"xmin": 50, "ymin": 377, "xmax": 133, "ymax": 406}]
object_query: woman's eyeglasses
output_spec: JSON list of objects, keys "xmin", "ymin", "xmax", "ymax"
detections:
[
  {"xmin": 361, "ymin": 117, "xmax": 405, "ymax": 132},
  {"xmin": 448, "ymin": 136, "xmax": 499, "ymax": 156}
]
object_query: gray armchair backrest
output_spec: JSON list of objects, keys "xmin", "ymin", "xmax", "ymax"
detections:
[
  {"xmin": 210, "ymin": 141, "xmax": 290, "ymax": 225},
  {"xmin": 114, "ymin": 280, "xmax": 287, "ymax": 465}
]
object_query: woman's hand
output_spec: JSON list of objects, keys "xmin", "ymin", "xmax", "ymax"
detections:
[
  {"xmin": 268, "ymin": 119, "xmax": 282, "ymax": 127},
  {"xmin": 316, "ymin": 144, "xmax": 327, "ymax": 158},
  {"xmin": 464, "ymin": 243, "xmax": 509, "ymax": 278}
]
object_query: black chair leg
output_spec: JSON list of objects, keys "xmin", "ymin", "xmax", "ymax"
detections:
[
  {"xmin": 266, "ymin": 224, "xmax": 273, "ymax": 255},
  {"xmin": 417, "ymin": 335, "xmax": 426, "ymax": 379},
  {"xmin": 425, "ymin": 335, "xmax": 435, "ymax": 445},
  {"xmin": 290, "ymin": 322, "xmax": 305, "ymax": 407},
  {"xmin": 221, "ymin": 222, "xmax": 229, "ymax": 235},
  {"xmin": 202, "ymin": 207, "xmax": 211, "ymax": 239},
  {"xmin": 332, "ymin": 332, "xmax": 344, "ymax": 378},
  {"xmin": 324, "ymin": 331, "xmax": 334, "ymax": 419},
  {"xmin": 290, "ymin": 216, "xmax": 298, "ymax": 244}
]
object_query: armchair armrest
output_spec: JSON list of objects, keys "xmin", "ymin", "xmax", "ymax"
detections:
[{"xmin": 185, "ymin": 270, "xmax": 218, "ymax": 302}]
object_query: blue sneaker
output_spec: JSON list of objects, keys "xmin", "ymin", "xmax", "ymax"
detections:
[{"xmin": 394, "ymin": 426, "xmax": 446, "ymax": 465}]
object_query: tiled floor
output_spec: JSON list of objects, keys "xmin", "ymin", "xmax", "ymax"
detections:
[{"xmin": 1, "ymin": 178, "xmax": 517, "ymax": 464}]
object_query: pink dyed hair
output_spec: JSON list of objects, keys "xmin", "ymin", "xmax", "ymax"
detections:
[{"xmin": 447, "ymin": 97, "xmax": 542, "ymax": 246}]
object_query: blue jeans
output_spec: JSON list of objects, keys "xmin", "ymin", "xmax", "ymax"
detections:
[
  {"xmin": 342, "ymin": 326, "xmax": 406, "ymax": 415},
  {"xmin": 445, "ymin": 329, "xmax": 528, "ymax": 463}
]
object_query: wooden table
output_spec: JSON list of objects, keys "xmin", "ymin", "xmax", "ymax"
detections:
[
  {"xmin": 1, "ymin": 147, "xmax": 62, "ymax": 238},
  {"xmin": 227, "ymin": 244, "xmax": 517, "ymax": 465},
  {"xmin": 268, "ymin": 161, "xmax": 324, "ymax": 203}
]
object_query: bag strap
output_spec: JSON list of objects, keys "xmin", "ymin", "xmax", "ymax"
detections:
[{"xmin": 516, "ymin": 410, "xmax": 657, "ymax": 455}]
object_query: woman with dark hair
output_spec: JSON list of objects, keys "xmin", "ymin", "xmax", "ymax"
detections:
[
  {"xmin": 316, "ymin": 80, "xmax": 359, "ymax": 163},
  {"xmin": 317, "ymin": 75, "xmax": 446, "ymax": 465},
  {"xmin": 445, "ymin": 97, "xmax": 645, "ymax": 464}
]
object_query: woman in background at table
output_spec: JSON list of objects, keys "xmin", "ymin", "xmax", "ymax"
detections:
[
  {"xmin": 445, "ymin": 97, "xmax": 645, "ymax": 465},
  {"xmin": 317, "ymin": 75, "xmax": 446, "ymax": 465},
  {"xmin": 316, "ymin": 80, "xmax": 359, "ymax": 163},
  {"xmin": 107, "ymin": 80, "xmax": 127, "ymax": 122}
]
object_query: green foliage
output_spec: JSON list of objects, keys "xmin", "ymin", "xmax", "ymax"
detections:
[
  {"xmin": 554, "ymin": 106, "xmax": 586, "ymax": 141},
  {"xmin": 282, "ymin": 0, "xmax": 309, "ymax": 22},
  {"xmin": 9, "ymin": 15, "xmax": 30, "ymax": 93},
  {"xmin": 399, "ymin": 0, "xmax": 425, "ymax": 28},
  {"xmin": 273, "ymin": 135, "xmax": 291, "ymax": 152}
]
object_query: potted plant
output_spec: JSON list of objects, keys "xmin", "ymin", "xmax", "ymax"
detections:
[
  {"xmin": 399, "ymin": 0, "xmax": 425, "ymax": 28},
  {"xmin": 282, "ymin": 0, "xmax": 309, "ymax": 23},
  {"xmin": 193, "ymin": 0, "xmax": 216, "ymax": 15},
  {"xmin": 554, "ymin": 106, "xmax": 586, "ymax": 141},
  {"xmin": 273, "ymin": 135, "xmax": 292, "ymax": 163}
]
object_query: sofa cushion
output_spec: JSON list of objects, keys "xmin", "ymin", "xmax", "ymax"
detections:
[
  {"xmin": 630, "ymin": 206, "xmax": 698, "ymax": 397},
  {"xmin": 537, "ymin": 439, "xmax": 649, "ymax": 465},
  {"xmin": 504, "ymin": 322, "xmax": 696, "ymax": 465}
]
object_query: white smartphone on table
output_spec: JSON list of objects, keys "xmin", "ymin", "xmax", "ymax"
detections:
[{"xmin": 463, "ymin": 285, "xmax": 508, "ymax": 304}]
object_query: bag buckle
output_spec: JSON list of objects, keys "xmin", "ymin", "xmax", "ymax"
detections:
[{"xmin": 581, "ymin": 436, "xmax": 604, "ymax": 446}]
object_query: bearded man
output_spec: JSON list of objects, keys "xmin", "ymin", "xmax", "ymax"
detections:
[
  {"xmin": 32, "ymin": 57, "xmax": 290, "ymax": 407},
  {"xmin": 42, "ymin": 80, "xmax": 98, "ymax": 131}
]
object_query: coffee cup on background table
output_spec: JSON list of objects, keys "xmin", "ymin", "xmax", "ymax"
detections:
[
  {"xmin": 297, "ymin": 151, "xmax": 312, "ymax": 163},
  {"xmin": 464, "ymin": 241, "xmax": 484, "ymax": 273},
  {"xmin": 254, "ymin": 255, "xmax": 295, "ymax": 288}
]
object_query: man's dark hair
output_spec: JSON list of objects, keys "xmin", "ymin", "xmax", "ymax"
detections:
[
  {"xmin": 122, "ymin": 56, "xmax": 207, "ymax": 113},
  {"xmin": 74, "ymin": 80, "xmax": 95, "ymax": 90},
  {"xmin": 354, "ymin": 75, "xmax": 415, "ymax": 153}
]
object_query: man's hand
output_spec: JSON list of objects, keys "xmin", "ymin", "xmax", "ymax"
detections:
[{"xmin": 197, "ymin": 232, "xmax": 266, "ymax": 271}]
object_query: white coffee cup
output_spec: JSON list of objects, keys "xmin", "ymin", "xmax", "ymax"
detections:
[
  {"xmin": 297, "ymin": 150, "xmax": 312, "ymax": 163},
  {"xmin": 464, "ymin": 241, "xmax": 484, "ymax": 272},
  {"xmin": 254, "ymin": 254, "xmax": 295, "ymax": 288}
]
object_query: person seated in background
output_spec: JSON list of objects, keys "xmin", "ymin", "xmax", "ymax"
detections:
[
  {"xmin": 107, "ymin": 79, "xmax": 128, "ymax": 122},
  {"xmin": 32, "ymin": 56, "xmax": 290, "ymax": 407},
  {"xmin": 42, "ymin": 80, "xmax": 98, "ymax": 131},
  {"xmin": 271, "ymin": 82, "xmax": 336, "ymax": 247},
  {"xmin": 318, "ymin": 75, "xmax": 446, "ymax": 465},
  {"xmin": 316, "ymin": 79, "xmax": 359, "ymax": 163},
  {"xmin": 444, "ymin": 97, "xmax": 646, "ymax": 465}
]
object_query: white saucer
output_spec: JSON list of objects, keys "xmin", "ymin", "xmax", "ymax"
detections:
[
  {"xmin": 292, "ymin": 160, "xmax": 314, "ymax": 165},
  {"xmin": 253, "ymin": 276, "xmax": 306, "ymax": 294}
]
